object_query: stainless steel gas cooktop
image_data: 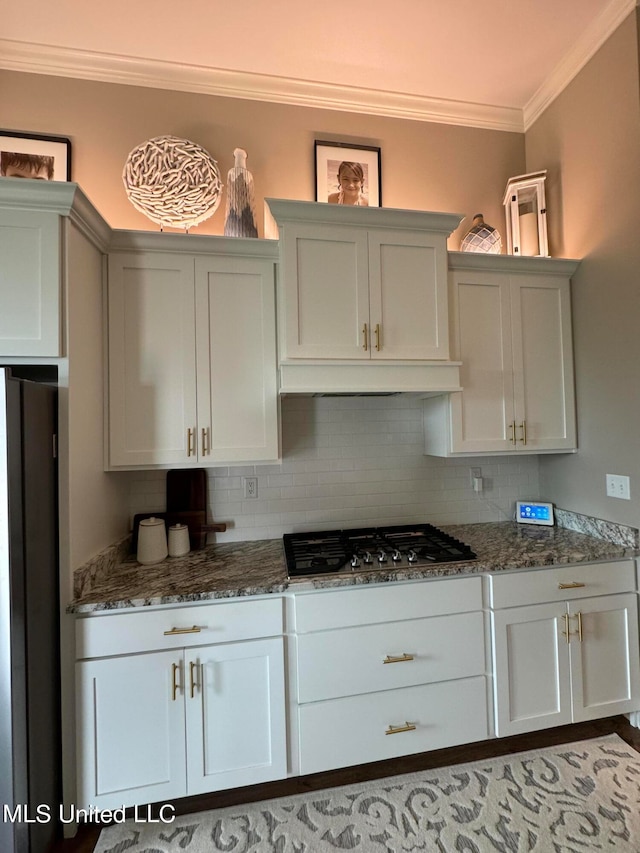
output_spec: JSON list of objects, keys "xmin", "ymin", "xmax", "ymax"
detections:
[{"xmin": 283, "ymin": 524, "xmax": 476, "ymax": 578}]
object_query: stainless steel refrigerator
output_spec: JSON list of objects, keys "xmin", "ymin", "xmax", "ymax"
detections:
[{"xmin": 0, "ymin": 368, "xmax": 60, "ymax": 853}]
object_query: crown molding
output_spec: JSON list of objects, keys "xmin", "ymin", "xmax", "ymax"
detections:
[
  {"xmin": 0, "ymin": 38, "xmax": 523, "ymax": 133},
  {"xmin": 524, "ymin": 0, "xmax": 637, "ymax": 129},
  {"xmin": 2, "ymin": 0, "xmax": 634, "ymax": 138}
]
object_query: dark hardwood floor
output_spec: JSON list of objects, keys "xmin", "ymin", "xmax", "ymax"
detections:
[{"xmin": 53, "ymin": 715, "xmax": 640, "ymax": 852}]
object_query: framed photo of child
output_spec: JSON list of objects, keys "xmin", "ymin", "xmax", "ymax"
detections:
[
  {"xmin": 0, "ymin": 130, "xmax": 72, "ymax": 182},
  {"xmin": 314, "ymin": 141, "xmax": 381, "ymax": 207}
]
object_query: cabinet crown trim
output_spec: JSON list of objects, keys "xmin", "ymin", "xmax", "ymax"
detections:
[
  {"xmin": 0, "ymin": 178, "xmax": 111, "ymax": 251},
  {"xmin": 109, "ymin": 229, "xmax": 279, "ymax": 258},
  {"xmin": 448, "ymin": 250, "xmax": 580, "ymax": 276},
  {"xmin": 266, "ymin": 198, "xmax": 464, "ymax": 235}
]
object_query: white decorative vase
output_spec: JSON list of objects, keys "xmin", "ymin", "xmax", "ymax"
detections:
[
  {"xmin": 460, "ymin": 214, "xmax": 502, "ymax": 254},
  {"xmin": 224, "ymin": 148, "xmax": 258, "ymax": 238}
]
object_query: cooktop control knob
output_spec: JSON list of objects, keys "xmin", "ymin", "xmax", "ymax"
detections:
[
  {"xmin": 377, "ymin": 549, "xmax": 388, "ymax": 563},
  {"xmin": 363, "ymin": 551, "xmax": 373, "ymax": 564},
  {"xmin": 350, "ymin": 555, "xmax": 360, "ymax": 569},
  {"xmin": 391, "ymin": 549, "xmax": 402, "ymax": 562},
  {"xmin": 407, "ymin": 549, "xmax": 418, "ymax": 563}
]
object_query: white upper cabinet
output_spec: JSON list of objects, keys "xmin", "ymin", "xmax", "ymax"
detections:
[
  {"xmin": 107, "ymin": 251, "xmax": 198, "ymax": 468},
  {"xmin": 267, "ymin": 199, "xmax": 463, "ymax": 394},
  {"xmin": 0, "ymin": 209, "xmax": 61, "ymax": 357},
  {"xmin": 424, "ymin": 253, "xmax": 579, "ymax": 456},
  {"xmin": 106, "ymin": 233, "xmax": 279, "ymax": 469},
  {"xmin": 0, "ymin": 180, "xmax": 111, "ymax": 358}
]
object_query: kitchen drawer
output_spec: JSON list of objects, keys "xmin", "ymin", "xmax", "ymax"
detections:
[
  {"xmin": 487, "ymin": 560, "xmax": 635, "ymax": 609},
  {"xmin": 294, "ymin": 575, "xmax": 482, "ymax": 633},
  {"xmin": 296, "ymin": 611, "xmax": 485, "ymax": 702},
  {"xmin": 76, "ymin": 597, "xmax": 283, "ymax": 659},
  {"xmin": 298, "ymin": 676, "xmax": 488, "ymax": 775}
]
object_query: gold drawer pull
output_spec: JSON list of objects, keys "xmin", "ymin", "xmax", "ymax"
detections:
[
  {"xmin": 383, "ymin": 653, "xmax": 415, "ymax": 664},
  {"xmin": 362, "ymin": 323, "xmax": 369, "ymax": 351},
  {"xmin": 375, "ymin": 323, "xmax": 381, "ymax": 351},
  {"xmin": 558, "ymin": 582, "xmax": 585, "ymax": 590},
  {"xmin": 386, "ymin": 722, "xmax": 416, "ymax": 736},
  {"xmin": 164, "ymin": 625, "xmax": 202, "ymax": 636}
]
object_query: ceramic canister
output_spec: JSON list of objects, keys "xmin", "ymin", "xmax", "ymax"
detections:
[
  {"xmin": 168, "ymin": 523, "xmax": 190, "ymax": 558},
  {"xmin": 137, "ymin": 517, "xmax": 168, "ymax": 565}
]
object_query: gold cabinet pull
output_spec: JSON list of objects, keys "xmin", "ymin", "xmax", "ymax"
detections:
[
  {"xmin": 201, "ymin": 427, "xmax": 210, "ymax": 456},
  {"xmin": 164, "ymin": 625, "xmax": 202, "ymax": 636},
  {"xmin": 187, "ymin": 428, "xmax": 196, "ymax": 457},
  {"xmin": 385, "ymin": 722, "xmax": 416, "ymax": 735},
  {"xmin": 561, "ymin": 612, "xmax": 573, "ymax": 644},
  {"xmin": 171, "ymin": 662, "xmax": 181, "ymax": 701},
  {"xmin": 509, "ymin": 422, "xmax": 516, "ymax": 444},
  {"xmin": 383, "ymin": 653, "xmax": 414, "ymax": 664},
  {"xmin": 518, "ymin": 421, "xmax": 527, "ymax": 444},
  {"xmin": 375, "ymin": 323, "xmax": 381, "ymax": 351},
  {"xmin": 558, "ymin": 582, "xmax": 585, "ymax": 590},
  {"xmin": 362, "ymin": 323, "xmax": 369, "ymax": 351},
  {"xmin": 576, "ymin": 611, "xmax": 583, "ymax": 642},
  {"xmin": 189, "ymin": 661, "xmax": 199, "ymax": 698}
]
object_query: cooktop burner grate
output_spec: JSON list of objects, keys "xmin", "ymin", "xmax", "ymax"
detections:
[{"xmin": 283, "ymin": 523, "xmax": 476, "ymax": 577}]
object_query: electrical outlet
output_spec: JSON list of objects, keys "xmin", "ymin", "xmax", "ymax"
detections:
[
  {"xmin": 606, "ymin": 474, "xmax": 630, "ymax": 500},
  {"xmin": 470, "ymin": 467, "xmax": 483, "ymax": 493},
  {"xmin": 243, "ymin": 476, "xmax": 258, "ymax": 499}
]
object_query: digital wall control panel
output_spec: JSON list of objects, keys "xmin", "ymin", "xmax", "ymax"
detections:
[{"xmin": 516, "ymin": 500, "xmax": 555, "ymax": 526}]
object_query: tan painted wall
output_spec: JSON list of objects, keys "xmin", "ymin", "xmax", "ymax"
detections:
[
  {"xmin": 528, "ymin": 10, "xmax": 640, "ymax": 526},
  {"xmin": 0, "ymin": 70, "xmax": 523, "ymax": 247}
]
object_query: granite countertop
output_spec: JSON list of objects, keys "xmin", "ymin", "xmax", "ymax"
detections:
[{"xmin": 69, "ymin": 518, "xmax": 638, "ymax": 614}]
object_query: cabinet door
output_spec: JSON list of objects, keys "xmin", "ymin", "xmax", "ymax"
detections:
[
  {"xmin": 107, "ymin": 252, "xmax": 198, "ymax": 468},
  {"xmin": 76, "ymin": 651, "xmax": 187, "ymax": 810},
  {"xmin": 280, "ymin": 222, "xmax": 370, "ymax": 359},
  {"xmin": 491, "ymin": 602, "xmax": 572, "ymax": 737},
  {"xmin": 0, "ymin": 210, "xmax": 61, "ymax": 357},
  {"xmin": 448, "ymin": 270, "xmax": 515, "ymax": 452},
  {"xmin": 185, "ymin": 638, "xmax": 287, "ymax": 794},
  {"xmin": 569, "ymin": 593, "xmax": 640, "ymax": 722},
  {"xmin": 195, "ymin": 256, "xmax": 279, "ymax": 462},
  {"xmin": 511, "ymin": 275, "xmax": 576, "ymax": 450},
  {"xmin": 368, "ymin": 229, "xmax": 449, "ymax": 360}
]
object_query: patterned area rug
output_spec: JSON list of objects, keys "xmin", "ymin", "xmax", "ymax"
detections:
[{"xmin": 94, "ymin": 734, "xmax": 640, "ymax": 852}]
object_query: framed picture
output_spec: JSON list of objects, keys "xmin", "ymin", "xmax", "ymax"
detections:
[
  {"xmin": 315, "ymin": 141, "xmax": 381, "ymax": 207},
  {"xmin": 0, "ymin": 130, "xmax": 72, "ymax": 182}
]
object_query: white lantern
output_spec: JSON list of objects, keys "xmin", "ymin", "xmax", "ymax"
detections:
[{"xmin": 502, "ymin": 171, "xmax": 549, "ymax": 257}]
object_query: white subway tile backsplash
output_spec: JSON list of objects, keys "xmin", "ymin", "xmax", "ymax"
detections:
[{"xmin": 128, "ymin": 396, "xmax": 540, "ymax": 541}]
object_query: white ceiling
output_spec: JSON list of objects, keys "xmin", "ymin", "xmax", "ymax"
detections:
[{"xmin": 0, "ymin": 0, "xmax": 636, "ymax": 132}]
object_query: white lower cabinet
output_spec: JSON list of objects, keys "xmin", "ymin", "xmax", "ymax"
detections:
[
  {"xmin": 76, "ymin": 600, "xmax": 287, "ymax": 809},
  {"xmin": 490, "ymin": 561, "xmax": 640, "ymax": 737},
  {"xmin": 298, "ymin": 677, "xmax": 487, "ymax": 775},
  {"xmin": 290, "ymin": 577, "xmax": 489, "ymax": 776}
]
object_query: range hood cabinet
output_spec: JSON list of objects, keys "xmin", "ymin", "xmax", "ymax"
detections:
[
  {"xmin": 268, "ymin": 199, "xmax": 464, "ymax": 397},
  {"xmin": 278, "ymin": 361, "xmax": 462, "ymax": 396}
]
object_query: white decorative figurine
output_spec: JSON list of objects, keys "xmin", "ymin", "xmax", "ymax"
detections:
[{"xmin": 224, "ymin": 148, "xmax": 258, "ymax": 238}]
